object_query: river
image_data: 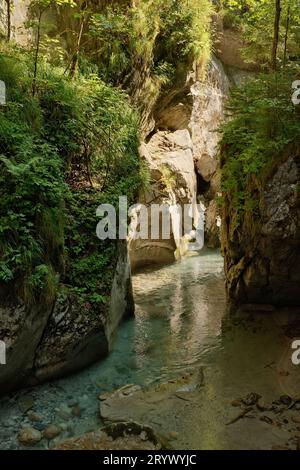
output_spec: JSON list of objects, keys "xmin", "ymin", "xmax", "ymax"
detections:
[{"xmin": 0, "ymin": 249, "xmax": 299, "ymax": 449}]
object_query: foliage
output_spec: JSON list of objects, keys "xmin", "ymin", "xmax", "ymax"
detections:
[
  {"xmin": 220, "ymin": 71, "xmax": 300, "ymax": 220},
  {"xmin": 0, "ymin": 45, "xmax": 142, "ymax": 307},
  {"xmin": 221, "ymin": 0, "xmax": 300, "ymax": 69},
  {"xmin": 0, "ymin": 0, "xmax": 213, "ymax": 311}
]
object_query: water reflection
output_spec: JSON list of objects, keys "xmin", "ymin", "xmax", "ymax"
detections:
[{"xmin": 132, "ymin": 249, "xmax": 226, "ymax": 378}]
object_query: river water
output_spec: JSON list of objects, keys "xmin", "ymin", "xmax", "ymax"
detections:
[{"xmin": 1, "ymin": 249, "xmax": 300, "ymax": 449}]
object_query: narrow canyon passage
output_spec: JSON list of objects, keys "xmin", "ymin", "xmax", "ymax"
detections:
[{"xmin": 1, "ymin": 250, "xmax": 300, "ymax": 450}]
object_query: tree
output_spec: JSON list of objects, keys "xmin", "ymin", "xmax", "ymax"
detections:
[
  {"xmin": 283, "ymin": 1, "xmax": 291, "ymax": 66},
  {"xmin": 272, "ymin": 0, "xmax": 281, "ymax": 70},
  {"xmin": 69, "ymin": 1, "xmax": 88, "ymax": 79},
  {"xmin": 222, "ymin": 0, "xmax": 300, "ymax": 70},
  {"xmin": 29, "ymin": 0, "xmax": 75, "ymax": 95},
  {"xmin": 4, "ymin": 0, "xmax": 12, "ymax": 41}
]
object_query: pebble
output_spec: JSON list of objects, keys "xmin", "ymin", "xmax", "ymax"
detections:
[
  {"xmin": 55, "ymin": 409, "xmax": 71, "ymax": 421},
  {"xmin": 59, "ymin": 423, "xmax": 68, "ymax": 431},
  {"xmin": 260, "ymin": 416, "xmax": 273, "ymax": 425},
  {"xmin": 67, "ymin": 399, "xmax": 78, "ymax": 407},
  {"xmin": 18, "ymin": 427, "xmax": 42, "ymax": 446},
  {"xmin": 169, "ymin": 431, "xmax": 179, "ymax": 440},
  {"xmin": 27, "ymin": 411, "xmax": 43, "ymax": 422},
  {"xmin": 43, "ymin": 425, "xmax": 61, "ymax": 440},
  {"xmin": 34, "ymin": 423, "xmax": 47, "ymax": 432},
  {"xmin": 72, "ymin": 405, "xmax": 81, "ymax": 417},
  {"xmin": 140, "ymin": 431, "xmax": 148, "ymax": 441},
  {"xmin": 231, "ymin": 399, "xmax": 242, "ymax": 407}
]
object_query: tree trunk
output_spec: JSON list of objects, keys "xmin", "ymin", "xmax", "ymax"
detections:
[
  {"xmin": 69, "ymin": 16, "xmax": 85, "ymax": 79},
  {"xmin": 283, "ymin": 3, "xmax": 291, "ymax": 67},
  {"xmin": 32, "ymin": 10, "xmax": 43, "ymax": 97},
  {"xmin": 6, "ymin": 0, "xmax": 11, "ymax": 42},
  {"xmin": 69, "ymin": 0, "xmax": 88, "ymax": 79},
  {"xmin": 271, "ymin": 0, "xmax": 281, "ymax": 70}
]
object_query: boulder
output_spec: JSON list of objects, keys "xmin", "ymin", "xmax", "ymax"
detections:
[{"xmin": 18, "ymin": 427, "xmax": 42, "ymax": 446}]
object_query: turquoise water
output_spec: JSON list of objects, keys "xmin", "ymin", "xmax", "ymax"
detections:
[
  {"xmin": 1, "ymin": 249, "xmax": 299, "ymax": 450},
  {"xmin": 0, "ymin": 250, "xmax": 225, "ymax": 449}
]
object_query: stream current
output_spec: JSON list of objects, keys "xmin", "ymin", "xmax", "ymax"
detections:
[{"xmin": 0, "ymin": 249, "xmax": 300, "ymax": 449}]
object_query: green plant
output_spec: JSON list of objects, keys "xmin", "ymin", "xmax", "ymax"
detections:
[
  {"xmin": 0, "ymin": 44, "xmax": 142, "ymax": 309},
  {"xmin": 220, "ymin": 71, "xmax": 300, "ymax": 222}
]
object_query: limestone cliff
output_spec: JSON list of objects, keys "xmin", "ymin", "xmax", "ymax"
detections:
[{"xmin": 129, "ymin": 54, "xmax": 231, "ymax": 269}]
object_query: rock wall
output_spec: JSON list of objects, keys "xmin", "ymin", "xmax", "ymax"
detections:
[
  {"xmin": 0, "ymin": 242, "xmax": 134, "ymax": 394},
  {"xmin": 129, "ymin": 55, "xmax": 231, "ymax": 269},
  {"xmin": 0, "ymin": 0, "xmax": 29, "ymax": 43},
  {"xmin": 222, "ymin": 152, "xmax": 300, "ymax": 308}
]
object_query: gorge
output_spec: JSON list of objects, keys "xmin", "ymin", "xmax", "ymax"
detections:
[{"xmin": 0, "ymin": 0, "xmax": 299, "ymax": 452}]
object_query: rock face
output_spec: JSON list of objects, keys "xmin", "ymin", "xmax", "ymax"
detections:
[
  {"xmin": 190, "ymin": 56, "xmax": 230, "ymax": 247},
  {"xmin": 0, "ymin": 241, "xmax": 134, "ymax": 394},
  {"xmin": 129, "ymin": 129, "xmax": 199, "ymax": 270},
  {"xmin": 222, "ymin": 154, "xmax": 300, "ymax": 307},
  {"xmin": 129, "ymin": 55, "xmax": 231, "ymax": 269}
]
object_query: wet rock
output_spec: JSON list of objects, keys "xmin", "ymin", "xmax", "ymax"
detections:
[
  {"xmin": 18, "ymin": 396, "xmax": 34, "ymax": 413},
  {"xmin": 18, "ymin": 427, "xmax": 42, "ymax": 446},
  {"xmin": 117, "ymin": 384, "xmax": 142, "ymax": 397},
  {"xmin": 71, "ymin": 405, "xmax": 81, "ymax": 417},
  {"xmin": 280, "ymin": 395, "xmax": 292, "ymax": 406},
  {"xmin": 55, "ymin": 409, "xmax": 71, "ymax": 421},
  {"xmin": 242, "ymin": 393, "xmax": 261, "ymax": 407},
  {"xmin": 54, "ymin": 422, "xmax": 168, "ymax": 450},
  {"xmin": 67, "ymin": 399, "xmax": 78, "ymax": 407},
  {"xmin": 231, "ymin": 399, "xmax": 242, "ymax": 407},
  {"xmin": 43, "ymin": 425, "xmax": 61, "ymax": 440},
  {"xmin": 292, "ymin": 416, "xmax": 300, "ymax": 424},
  {"xmin": 27, "ymin": 411, "xmax": 43, "ymax": 422},
  {"xmin": 59, "ymin": 423, "xmax": 68, "ymax": 431},
  {"xmin": 260, "ymin": 416, "xmax": 274, "ymax": 425},
  {"xmin": 34, "ymin": 422, "xmax": 46, "ymax": 432},
  {"xmin": 98, "ymin": 391, "xmax": 112, "ymax": 402},
  {"xmin": 256, "ymin": 399, "xmax": 273, "ymax": 412}
]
